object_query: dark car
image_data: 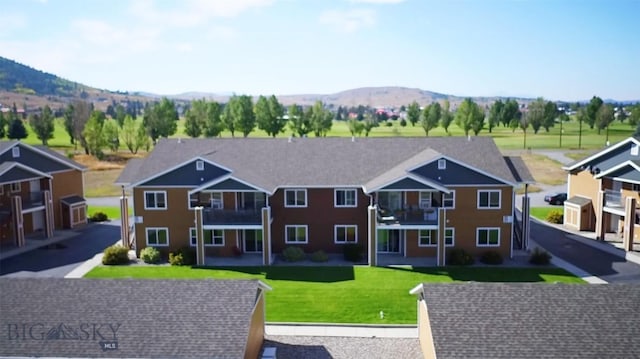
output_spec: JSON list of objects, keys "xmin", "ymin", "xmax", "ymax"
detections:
[{"xmin": 544, "ymin": 192, "xmax": 567, "ymax": 205}]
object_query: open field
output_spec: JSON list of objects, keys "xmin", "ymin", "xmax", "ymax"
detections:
[
  {"xmin": 86, "ymin": 265, "xmax": 583, "ymax": 324},
  {"xmin": 518, "ymin": 154, "xmax": 567, "ymax": 186}
]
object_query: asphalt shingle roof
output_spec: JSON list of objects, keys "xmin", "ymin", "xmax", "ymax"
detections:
[
  {"xmin": 121, "ymin": 137, "xmax": 529, "ymax": 191},
  {"xmin": 0, "ymin": 278, "xmax": 267, "ymax": 359},
  {"xmin": 0, "ymin": 140, "xmax": 86, "ymax": 171},
  {"xmin": 418, "ymin": 283, "xmax": 640, "ymax": 359}
]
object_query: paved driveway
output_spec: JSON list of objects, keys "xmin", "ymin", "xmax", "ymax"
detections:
[
  {"xmin": 0, "ymin": 222, "xmax": 120, "ymax": 278},
  {"xmin": 530, "ymin": 218, "xmax": 640, "ymax": 283}
]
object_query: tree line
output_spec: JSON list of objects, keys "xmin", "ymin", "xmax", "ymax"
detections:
[{"xmin": 1, "ymin": 94, "xmax": 640, "ymax": 156}]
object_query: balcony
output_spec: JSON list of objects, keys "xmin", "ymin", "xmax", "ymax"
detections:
[
  {"xmin": 603, "ymin": 190, "xmax": 624, "ymax": 209},
  {"xmin": 377, "ymin": 207, "xmax": 438, "ymax": 226},
  {"xmin": 21, "ymin": 191, "xmax": 45, "ymax": 211},
  {"xmin": 203, "ymin": 208, "xmax": 262, "ymax": 226}
]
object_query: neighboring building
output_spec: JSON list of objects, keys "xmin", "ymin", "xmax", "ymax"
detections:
[
  {"xmin": 0, "ymin": 141, "xmax": 87, "ymax": 248},
  {"xmin": 410, "ymin": 282, "xmax": 640, "ymax": 359},
  {"xmin": 116, "ymin": 137, "xmax": 532, "ymax": 266},
  {"xmin": 0, "ymin": 278, "xmax": 271, "ymax": 359},
  {"xmin": 563, "ymin": 137, "xmax": 640, "ymax": 250}
]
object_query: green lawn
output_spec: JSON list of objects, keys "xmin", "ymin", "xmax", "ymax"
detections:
[
  {"xmin": 19, "ymin": 115, "xmax": 636, "ymax": 152},
  {"xmin": 86, "ymin": 265, "xmax": 583, "ymax": 324},
  {"xmin": 530, "ymin": 206, "xmax": 563, "ymax": 221},
  {"xmin": 87, "ymin": 205, "xmax": 127, "ymax": 220}
]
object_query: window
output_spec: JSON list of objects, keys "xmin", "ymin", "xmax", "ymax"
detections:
[
  {"xmin": 477, "ymin": 228, "xmax": 500, "ymax": 247},
  {"xmin": 478, "ymin": 190, "xmax": 500, "ymax": 209},
  {"xmin": 144, "ymin": 191, "xmax": 167, "ymax": 209},
  {"xmin": 442, "ymin": 191, "xmax": 455, "ymax": 208},
  {"xmin": 146, "ymin": 227, "xmax": 169, "ymax": 246},
  {"xmin": 190, "ymin": 228, "xmax": 224, "ymax": 246},
  {"xmin": 438, "ymin": 159, "xmax": 446, "ymax": 169},
  {"xmin": 444, "ymin": 228, "xmax": 454, "ymax": 247},
  {"xmin": 12, "ymin": 147, "xmax": 20, "ymax": 158},
  {"xmin": 196, "ymin": 160, "xmax": 204, "ymax": 171},
  {"xmin": 10, "ymin": 182, "xmax": 21, "ymax": 193},
  {"xmin": 419, "ymin": 229, "xmax": 454, "ymax": 247},
  {"xmin": 633, "ymin": 183, "xmax": 640, "ymax": 192},
  {"xmin": 285, "ymin": 225, "xmax": 308, "ymax": 243},
  {"xmin": 335, "ymin": 225, "xmax": 357, "ymax": 243},
  {"xmin": 419, "ymin": 230, "xmax": 437, "ymax": 246},
  {"xmin": 632, "ymin": 144, "xmax": 639, "ymax": 156},
  {"xmin": 335, "ymin": 189, "xmax": 357, "ymax": 207},
  {"xmin": 0, "ymin": 185, "xmax": 3, "ymax": 195},
  {"xmin": 419, "ymin": 192, "xmax": 432, "ymax": 209},
  {"xmin": 210, "ymin": 192, "xmax": 223, "ymax": 209},
  {"xmin": 285, "ymin": 189, "xmax": 307, "ymax": 207}
]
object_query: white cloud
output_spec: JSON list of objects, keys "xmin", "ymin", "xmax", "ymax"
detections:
[
  {"xmin": 128, "ymin": 0, "xmax": 275, "ymax": 28},
  {"xmin": 319, "ymin": 9, "xmax": 376, "ymax": 33},
  {"xmin": 348, "ymin": 0, "xmax": 405, "ymax": 3}
]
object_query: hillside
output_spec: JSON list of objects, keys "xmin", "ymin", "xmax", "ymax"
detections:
[{"xmin": 0, "ymin": 56, "xmax": 541, "ymax": 110}]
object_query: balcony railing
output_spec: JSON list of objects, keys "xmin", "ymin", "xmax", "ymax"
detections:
[
  {"xmin": 22, "ymin": 191, "xmax": 45, "ymax": 210},
  {"xmin": 377, "ymin": 207, "xmax": 438, "ymax": 226},
  {"xmin": 203, "ymin": 208, "xmax": 262, "ymax": 226},
  {"xmin": 603, "ymin": 190, "xmax": 624, "ymax": 209}
]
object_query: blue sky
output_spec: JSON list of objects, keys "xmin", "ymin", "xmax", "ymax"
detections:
[{"xmin": 1, "ymin": 0, "xmax": 639, "ymax": 101}]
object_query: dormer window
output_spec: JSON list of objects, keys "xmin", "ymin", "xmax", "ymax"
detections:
[
  {"xmin": 632, "ymin": 144, "xmax": 639, "ymax": 156},
  {"xmin": 196, "ymin": 160, "xmax": 204, "ymax": 171},
  {"xmin": 12, "ymin": 147, "xmax": 20, "ymax": 158},
  {"xmin": 438, "ymin": 159, "xmax": 446, "ymax": 170}
]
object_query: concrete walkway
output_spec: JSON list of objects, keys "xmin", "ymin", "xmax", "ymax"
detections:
[{"xmin": 266, "ymin": 324, "xmax": 417, "ymax": 338}]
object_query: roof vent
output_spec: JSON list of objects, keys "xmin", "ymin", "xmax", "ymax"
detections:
[
  {"xmin": 288, "ymin": 136, "xmax": 292, "ymax": 143},
  {"xmin": 178, "ymin": 138, "xmax": 182, "ymax": 144},
  {"xmin": 467, "ymin": 135, "xmax": 471, "ymax": 142},
  {"xmin": 351, "ymin": 136, "xmax": 355, "ymax": 142}
]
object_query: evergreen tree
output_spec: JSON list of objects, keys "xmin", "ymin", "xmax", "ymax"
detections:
[{"xmin": 7, "ymin": 118, "xmax": 28, "ymax": 140}]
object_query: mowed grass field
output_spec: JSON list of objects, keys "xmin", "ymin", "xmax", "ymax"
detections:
[
  {"xmin": 13, "ymin": 115, "xmax": 634, "ymax": 197},
  {"xmin": 86, "ymin": 265, "xmax": 583, "ymax": 324}
]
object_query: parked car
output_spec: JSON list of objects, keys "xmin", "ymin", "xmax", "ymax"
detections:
[{"xmin": 544, "ymin": 192, "xmax": 567, "ymax": 205}]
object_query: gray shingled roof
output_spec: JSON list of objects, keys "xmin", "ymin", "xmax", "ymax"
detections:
[
  {"xmin": 566, "ymin": 196, "xmax": 592, "ymax": 207},
  {"xmin": 417, "ymin": 283, "xmax": 640, "ymax": 359},
  {"xmin": 0, "ymin": 141, "xmax": 86, "ymax": 171},
  {"xmin": 115, "ymin": 158, "xmax": 144, "ymax": 184},
  {"xmin": 0, "ymin": 278, "xmax": 268, "ymax": 359},
  {"xmin": 121, "ymin": 137, "xmax": 528, "ymax": 191}
]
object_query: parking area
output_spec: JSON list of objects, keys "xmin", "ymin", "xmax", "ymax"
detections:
[{"xmin": 0, "ymin": 221, "xmax": 120, "ymax": 278}]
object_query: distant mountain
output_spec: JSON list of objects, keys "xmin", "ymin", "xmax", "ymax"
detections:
[{"xmin": 0, "ymin": 57, "xmax": 89, "ymax": 97}]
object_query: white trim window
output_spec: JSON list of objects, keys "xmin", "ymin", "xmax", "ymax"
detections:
[
  {"xmin": 438, "ymin": 159, "xmax": 446, "ymax": 169},
  {"xmin": 196, "ymin": 160, "xmax": 204, "ymax": 171},
  {"xmin": 335, "ymin": 189, "xmax": 357, "ymax": 207},
  {"xmin": 419, "ymin": 229, "xmax": 437, "ymax": 247},
  {"xmin": 477, "ymin": 190, "xmax": 500, "ymax": 209},
  {"xmin": 10, "ymin": 182, "xmax": 21, "ymax": 193},
  {"xmin": 285, "ymin": 189, "xmax": 307, "ymax": 208},
  {"xmin": 285, "ymin": 225, "xmax": 308, "ymax": 243},
  {"xmin": 477, "ymin": 227, "xmax": 500, "ymax": 247},
  {"xmin": 444, "ymin": 227, "xmax": 455, "ymax": 247},
  {"xmin": 419, "ymin": 191, "xmax": 432, "ymax": 209},
  {"xmin": 146, "ymin": 227, "xmax": 169, "ymax": 246},
  {"xmin": 190, "ymin": 228, "xmax": 224, "ymax": 246},
  {"xmin": 334, "ymin": 225, "xmax": 357, "ymax": 243},
  {"xmin": 144, "ymin": 191, "xmax": 167, "ymax": 210},
  {"xmin": 12, "ymin": 147, "xmax": 20, "ymax": 158},
  {"xmin": 442, "ymin": 191, "xmax": 455, "ymax": 209}
]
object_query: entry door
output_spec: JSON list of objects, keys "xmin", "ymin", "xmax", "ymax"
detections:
[
  {"xmin": 243, "ymin": 229, "xmax": 263, "ymax": 253},
  {"xmin": 32, "ymin": 211, "xmax": 45, "ymax": 231},
  {"xmin": 377, "ymin": 229, "xmax": 402, "ymax": 253}
]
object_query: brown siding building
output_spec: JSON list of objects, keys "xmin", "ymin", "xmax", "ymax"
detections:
[
  {"xmin": 0, "ymin": 141, "xmax": 87, "ymax": 249},
  {"xmin": 117, "ymin": 137, "xmax": 532, "ymax": 266}
]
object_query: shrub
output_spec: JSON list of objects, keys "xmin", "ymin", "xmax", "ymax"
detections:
[
  {"xmin": 529, "ymin": 247, "xmax": 552, "ymax": 265},
  {"xmin": 310, "ymin": 250, "xmax": 329, "ymax": 263},
  {"xmin": 447, "ymin": 248, "xmax": 474, "ymax": 266},
  {"xmin": 480, "ymin": 250, "xmax": 503, "ymax": 265},
  {"xmin": 546, "ymin": 210, "xmax": 563, "ymax": 224},
  {"xmin": 102, "ymin": 245, "xmax": 129, "ymax": 265},
  {"xmin": 282, "ymin": 246, "xmax": 306, "ymax": 262},
  {"xmin": 89, "ymin": 212, "xmax": 109, "ymax": 222},
  {"xmin": 140, "ymin": 247, "xmax": 161, "ymax": 264},
  {"xmin": 169, "ymin": 247, "xmax": 195, "ymax": 266},
  {"xmin": 343, "ymin": 243, "xmax": 364, "ymax": 262}
]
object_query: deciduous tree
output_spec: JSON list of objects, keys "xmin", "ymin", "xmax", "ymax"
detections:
[
  {"xmin": 309, "ymin": 101, "xmax": 333, "ymax": 137},
  {"xmin": 103, "ymin": 119, "xmax": 120, "ymax": 152},
  {"xmin": 82, "ymin": 111, "xmax": 107, "ymax": 158},
  {"xmin": 421, "ymin": 102, "xmax": 441, "ymax": 136},
  {"xmin": 121, "ymin": 115, "xmax": 140, "ymax": 154},
  {"xmin": 526, "ymin": 98, "xmax": 546, "ymax": 134},
  {"xmin": 288, "ymin": 104, "xmax": 310, "ymax": 137},
  {"xmin": 347, "ymin": 117, "xmax": 364, "ymax": 136},
  {"xmin": 454, "ymin": 98, "xmax": 484, "ymax": 136},
  {"xmin": 586, "ymin": 96, "xmax": 603, "ymax": 129},
  {"xmin": 143, "ymin": 98, "xmax": 178, "ymax": 144},
  {"xmin": 255, "ymin": 95, "xmax": 286, "ymax": 137},
  {"xmin": 203, "ymin": 101, "xmax": 223, "ymax": 137},
  {"xmin": 0, "ymin": 111, "xmax": 6, "ymax": 138},
  {"xmin": 406, "ymin": 101, "xmax": 420, "ymax": 126},
  {"xmin": 440, "ymin": 100, "xmax": 452, "ymax": 134},
  {"xmin": 71, "ymin": 100, "xmax": 93, "ymax": 154},
  {"xmin": 29, "ymin": 105, "xmax": 55, "ymax": 145},
  {"xmin": 488, "ymin": 100, "xmax": 504, "ymax": 133},
  {"xmin": 542, "ymin": 101, "xmax": 557, "ymax": 132},
  {"xmin": 228, "ymin": 95, "xmax": 255, "ymax": 137}
]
